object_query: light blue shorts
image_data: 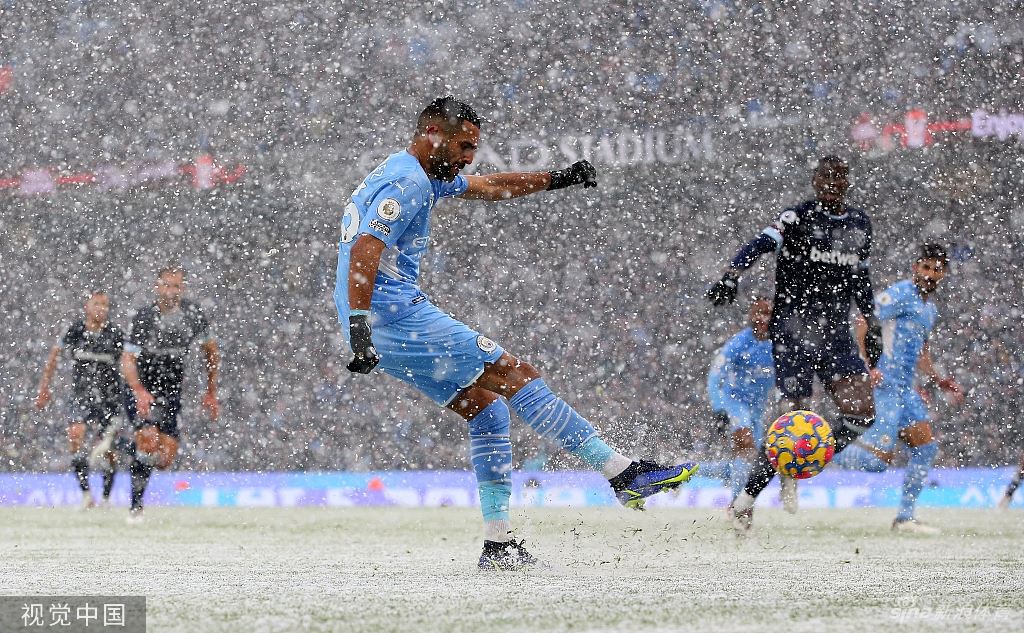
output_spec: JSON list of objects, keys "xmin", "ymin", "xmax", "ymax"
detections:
[
  {"xmin": 832, "ymin": 385, "xmax": 928, "ymax": 472},
  {"xmin": 720, "ymin": 398, "xmax": 766, "ymax": 446},
  {"xmin": 371, "ymin": 303, "xmax": 504, "ymax": 406},
  {"xmin": 862, "ymin": 386, "xmax": 929, "ymax": 450}
]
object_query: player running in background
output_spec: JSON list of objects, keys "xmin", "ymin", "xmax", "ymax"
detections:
[
  {"xmin": 999, "ymin": 454, "xmax": 1024, "ymax": 509},
  {"xmin": 707, "ymin": 297, "xmax": 775, "ymax": 499},
  {"xmin": 337, "ymin": 96, "xmax": 698, "ymax": 570},
  {"xmin": 707, "ymin": 156, "xmax": 883, "ymax": 534},
  {"xmin": 834, "ymin": 244, "xmax": 963, "ymax": 533},
  {"xmin": 121, "ymin": 267, "xmax": 219, "ymax": 523},
  {"xmin": 35, "ymin": 291, "xmax": 124, "ymax": 508}
]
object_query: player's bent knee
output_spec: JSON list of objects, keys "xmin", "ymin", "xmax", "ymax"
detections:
[
  {"xmin": 732, "ymin": 428, "xmax": 755, "ymax": 453},
  {"xmin": 68, "ymin": 423, "xmax": 87, "ymax": 450},
  {"xmin": 492, "ymin": 353, "xmax": 539, "ymax": 381},
  {"xmin": 449, "ymin": 387, "xmax": 500, "ymax": 419},
  {"xmin": 135, "ymin": 426, "xmax": 160, "ymax": 454},
  {"xmin": 157, "ymin": 436, "xmax": 179, "ymax": 469},
  {"xmin": 478, "ymin": 353, "xmax": 542, "ymax": 397},
  {"xmin": 900, "ymin": 422, "xmax": 934, "ymax": 447}
]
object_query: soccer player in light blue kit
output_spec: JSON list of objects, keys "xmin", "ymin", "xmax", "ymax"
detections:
[
  {"xmin": 833, "ymin": 244, "xmax": 964, "ymax": 534},
  {"xmin": 707, "ymin": 297, "xmax": 775, "ymax": 498},
  {"xmin": 336, "ymin": 97, "xmax": 698, "ymax": 569}
]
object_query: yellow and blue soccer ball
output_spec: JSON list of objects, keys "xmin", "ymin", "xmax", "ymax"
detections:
[{"xmin": 765, "ymin": 410, "xmax": 835, "ymax": 479}]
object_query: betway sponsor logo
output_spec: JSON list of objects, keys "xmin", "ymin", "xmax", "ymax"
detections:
[{"xmin": 810, "ymin": 246, "xmax": 859, "ymax": 266}]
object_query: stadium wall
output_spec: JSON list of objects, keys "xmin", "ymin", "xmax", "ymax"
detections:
[{"xmin": 0, "ymin": 468, "xmax": 1016, "ymax": 509}]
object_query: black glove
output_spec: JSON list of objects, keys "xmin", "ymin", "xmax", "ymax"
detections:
[
  {"xmin": 346, "ymin": 314, "xmax": 380, "ymax": 374},
  {"xmin": 548, "ymin": 160, "xmax": 597, "ymax": 190},
  {"xmin": 706, "ymin": 271, "xmax": 739, "ymax": 306},
  {"xmin": 863, "ymin": 314, "xmax": 883, "ymax": 369}
]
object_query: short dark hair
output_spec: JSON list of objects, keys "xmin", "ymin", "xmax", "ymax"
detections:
[
  {"xmin": 416, "ymin": 96, "xmax": 482, "ymax": 132},
  {"xmin": 158, "ymin": 265, "xmax": 186, "ymax": 279},
  {"xmin": 917, "ymin": 243, "xmax": 949, "ymax": 267},
  {"xmin": 818, "ymin": 155, "xmax": 848, "ymax": 171}
]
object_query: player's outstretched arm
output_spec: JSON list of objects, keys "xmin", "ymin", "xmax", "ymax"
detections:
[
  {"xmin": 120, "ymin": 351, "xmax": 154, "ymax": 417},
  {"xmin": 853, "ymin": 315, "xmax": 883, "ymax": 386},
  {"xmin": 917, "ymin": 341, "xmax": 964, "ymax": 406},
  {"xmin": 347, "ymin": 234, "xmax": 386, "ymax": 374},
  {"xmin": 201, "ymin": 339, "xmax": 220, "ymax": 420},
  {"xmin": 855, "ymin": 273, "xmax": 883, "ymax": 368},
  {"xmin": 34, "ymin": 345, "xmax": 61, "ymax": 409},
  {"xmin": 706, "ymin": 234, "xmax": 777, "ymax": 306},
  {"xmin": 460, "ymin": 160, "xmax": 596, "ymax": 201}
]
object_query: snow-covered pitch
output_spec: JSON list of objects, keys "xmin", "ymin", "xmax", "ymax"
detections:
[{"xmin": 3, "ymin": 506, "xmax": 1021, "ymax": 632}]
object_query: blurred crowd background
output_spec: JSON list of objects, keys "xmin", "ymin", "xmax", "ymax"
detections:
[{"xmin": 1, "ymin": 0, "xmax": 1021, "ymax": 473}]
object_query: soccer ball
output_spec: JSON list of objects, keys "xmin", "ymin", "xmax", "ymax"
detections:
[{"xmin": 765, "ymin": 410, "xmax": 835, "ymax": 479}]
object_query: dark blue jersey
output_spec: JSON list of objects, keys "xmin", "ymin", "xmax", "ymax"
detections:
[
  {"xmin": 124, "ymin": 301, "xmax": 213, "ymax": 397},
  {"xmin": 731, "ymin": 199, "xmax": 875, "ymax": 329},
  {"xmin": 60, "ymin": 320, "xmax": 124, "ymax": 402}
]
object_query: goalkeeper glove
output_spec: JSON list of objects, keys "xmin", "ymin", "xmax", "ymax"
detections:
[
  {"xmin": 863, "ymin": 314, "xmax": 883, "ymax": 368},
  {"xmin": 347, "ymin": 314, "xmax": 380, "ymax": 374},
  {"xmin": 548, "ymin": 160, "xmax": 597, "ymax": 190},
  {"xmin": 706, "ymin": 271, "xmax": 739, "ymax": 306}
]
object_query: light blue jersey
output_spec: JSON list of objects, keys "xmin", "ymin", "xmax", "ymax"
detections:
[
  {"xmin": 875, "ymin": 279, "xmax": 938, "ymax": 390},
  {"xmin": 333, "ymin": 149, "xmax": 500, "ymax": 406},
  {"xmin": 334, "ymin": 150, "xmax": 468, "ymax": 328},
  {"xmin": 708, "ymin": 328, "xmax": 775, "ymax": 441},
  {"xmin": 832, "ymin": 277, "xmax": 943, "ymax": 523},
  {"xmin": 837, "ymin": 278, "xmax": 938, "ymax": 461}
]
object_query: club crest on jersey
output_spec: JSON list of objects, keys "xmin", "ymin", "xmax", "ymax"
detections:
[
  {"xmin": 476, "ymin": 336, "xmax": 497, "ymax": 353},
  {"xmin": 779, "ymin": 210, "xmax": 798, "ymax": 225},
  {"xmin": 377, "ymin": 198, "xmax": 401, "ymax": 221},
  {"xmin": 772, "ymin": 210, "xmax": 799, "ymax": 232}
]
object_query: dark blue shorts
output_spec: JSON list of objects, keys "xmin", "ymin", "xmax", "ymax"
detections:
[
  {"xmin": 69, "ymin": 393, "xmax": 124, "ymax": 431},
  {"xmin": 125, "ymin": 389, "xmax": 182, "ymax": 439},
  {"xmin": 771, "ymin": 313, "xmax": 867, "ymax": 399}
]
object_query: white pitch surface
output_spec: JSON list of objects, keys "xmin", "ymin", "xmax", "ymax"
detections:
[{"xmin": 3, "ymin": 506, "xmax": 1022, "ymax": 633}]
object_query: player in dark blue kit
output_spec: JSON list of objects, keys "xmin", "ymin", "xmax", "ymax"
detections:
[
  {"xmin": 708, "ymin": 156, "xmax": 883, "ymax": 534},
  {"xmin": 338, "ymin": 97, "xmax": 698, "ymax": 569},
  {"xmin": 35, "ymin": 291, "xmax": 124, "ymax": 508},
  {"xmin": 121, "ymin": 267, "xmax": 219, "ymax": 523},
  {"xmin": 707, "ymin": 297, "xmax": 775, "ymax": 498}
]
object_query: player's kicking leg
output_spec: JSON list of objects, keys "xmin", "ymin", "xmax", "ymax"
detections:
[
  {"xmin": 472, "ymin": 353, "xmax": 698, "ymax": 508},
  {"xmin": 371, "ymin": 307, "xmax": 697, "ymax": 568},
  {"xmin": 998, "ymin": 452, "xmax": 1024, "ymax": 510},
  {"xmin": 462, "ymin": 352, "xmax": 696, "ymax": 569}
]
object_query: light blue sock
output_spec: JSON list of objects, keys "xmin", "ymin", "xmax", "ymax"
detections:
[
  {"xmin": 896, "ymin": 442, "xmax": 938, "ymax": 522},
  {"xmin": 468, "ymin": 400, "xmax": 513, "ymax": 530},
  {"xmin": 574, "ymin": 436, "xmax": 615, "ymax": 471},
  {"xmin": 508, "ymin": 379, "xmax": 620, "ymax": 471},
  {"xmin": 729, "ymin": 456, "xmax": 753, "ymax": 498}
]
